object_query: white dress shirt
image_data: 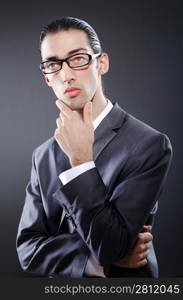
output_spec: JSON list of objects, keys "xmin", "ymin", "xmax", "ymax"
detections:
[{"xmin": 59, "ymin": 100, "xmax": 113, "ymax": 277}]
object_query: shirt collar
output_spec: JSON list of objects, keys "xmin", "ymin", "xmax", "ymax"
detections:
[{"xmin": 93, "ymin": 100, "xmax": 113, "ymax": 130}]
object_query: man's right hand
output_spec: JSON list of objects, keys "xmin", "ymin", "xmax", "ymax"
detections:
[{"xmin": 113, "ymin": 225, "xmax": 153, "ymax": 268}]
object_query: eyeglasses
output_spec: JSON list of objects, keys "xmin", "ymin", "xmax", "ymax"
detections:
[{"xmin": 40, "ymin": 52, "xmax": 101, "ymax": 74}]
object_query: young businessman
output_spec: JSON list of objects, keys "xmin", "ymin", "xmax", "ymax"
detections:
[{"xmin": 16, "ymin": 17, "xmax": 172, "ymax": 277}]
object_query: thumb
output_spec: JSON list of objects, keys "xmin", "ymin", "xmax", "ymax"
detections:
[{"xmin": 83, "ymin": 101, "xmax": 92, "ymax": 125}]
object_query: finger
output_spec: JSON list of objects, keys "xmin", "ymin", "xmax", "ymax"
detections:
[
  {"xmin": 130, "ymin": 233, "xmax": 153, "ymax": 254},
  {"xmin": 137, "ymin": 250, "xmax": 150, "ymax": 260},
  {"xmin": 138, "ymin": 232, "xmax": 153, "ymax": 243},
  {"xmin": 128, "ymin": 240, "xmax": 151, "ymax": 255},
  {"xmin": 56, "ymin": 100, "xmax": 71, "ymax": 118},
  {"xmin": 56, "ymin": 117, "xmax": 62, "ymax": 129},
  {"xmin": 131, "ymin": 241, "xmax": 151, "ymax": 254},
  {"xmin": 135, "ymin": 258, "xmax": 148, "ymax": 268},
  {"xmin": 59, "ymin": 112, "xmax": 65, "ymax": 122},
  {"xmin": 83, "ymin": 101, "xmax": 93, "ymax": 125}
]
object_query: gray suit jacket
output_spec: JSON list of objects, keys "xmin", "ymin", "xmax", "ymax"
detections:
[{"xmin": 16, "ymin": 103, "xmax": 172, "ymax": 277}]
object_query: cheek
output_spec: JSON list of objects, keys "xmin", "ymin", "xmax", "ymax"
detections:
[
  {"xmin": 50, "ymin": 78, "xmax": 64, "ymax": 97},
  {"xmin": 84, "ymin": 71, "xmax": 99, "ymax": 94}
]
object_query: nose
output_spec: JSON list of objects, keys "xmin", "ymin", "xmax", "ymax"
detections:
[{"xmin": 59, "ymin": 61, "xmax": 76, "ymax": 83}]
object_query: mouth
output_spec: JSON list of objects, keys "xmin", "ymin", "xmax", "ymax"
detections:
[{"xmin": 64, "ymin": 88, "xmax": 81, "ymax": 97}]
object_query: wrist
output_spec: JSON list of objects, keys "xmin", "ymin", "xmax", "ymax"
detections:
[{"xmin": 70, "ymin": 154, "xmax": 93, "ymax": 167}]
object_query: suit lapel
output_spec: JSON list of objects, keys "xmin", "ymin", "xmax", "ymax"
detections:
[{"xmin": 93, "ymin": 102, "xmax": 127, "ymax": 161}]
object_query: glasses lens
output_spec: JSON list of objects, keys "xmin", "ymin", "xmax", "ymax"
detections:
[
  {"xmin": 68, "ymin": 54, "xmax": 90, "ymax": 68},
  {"xmin": 41, "ymin": 61, "xmax": 61, "ymax": 74}
]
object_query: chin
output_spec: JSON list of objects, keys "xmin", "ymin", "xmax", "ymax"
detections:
[
  {"xmin": 69, "ymin": 102, "xmax": 86, "ymax": 111},
  {"xmin": 64, "ymin": 97, "xmax": 89, "ymax": 111}
]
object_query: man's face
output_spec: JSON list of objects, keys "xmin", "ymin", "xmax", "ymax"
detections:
[{"xmin": 41, "ymin": 29, "xmax": 106, "ymax": 110}]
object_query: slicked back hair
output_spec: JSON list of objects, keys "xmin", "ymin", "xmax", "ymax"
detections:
[{"xmin": 39, "ymin": 17, "xmax": 102, "ymax": 54}]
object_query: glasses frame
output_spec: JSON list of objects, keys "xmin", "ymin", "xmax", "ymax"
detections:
[{"xmin": 40, "ymin": 52, "xmax": 101, "ymax": 74}]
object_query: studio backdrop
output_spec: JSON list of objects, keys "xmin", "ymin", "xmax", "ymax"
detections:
[{"xmin": 0, "ymin": 0, "xmax": 182, "ymax": 277}]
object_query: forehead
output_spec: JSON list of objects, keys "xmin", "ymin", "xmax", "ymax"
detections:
[{"xmin": 41, "ymin": 29, "xmax": 92, "ymax": 60}]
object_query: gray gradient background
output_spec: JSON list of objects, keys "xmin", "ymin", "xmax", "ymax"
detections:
[{"xmin": 0, "ymin": 0, "xmax": 182, "ymax": 277}]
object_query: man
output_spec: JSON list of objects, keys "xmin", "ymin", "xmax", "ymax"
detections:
[{"xmin": 16, "ymin": 17, "xmax": 172, "ymax": 278}]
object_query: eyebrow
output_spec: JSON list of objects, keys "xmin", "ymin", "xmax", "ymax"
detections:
[{"xmin": 44, "ymin": 48, "xmax": 88, "ymax": 61}]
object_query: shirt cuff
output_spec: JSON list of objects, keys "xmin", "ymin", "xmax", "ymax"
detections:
[{"xmin": 59, "ymin": 161, "xmax": 95, "ymax": 185}]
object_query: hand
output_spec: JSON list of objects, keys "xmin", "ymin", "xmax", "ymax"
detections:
[
  {"xmin": 54, "ymin": 100, "xmax": 94, "ymax": 167},
  {"xmin": 113, "ymin": 225, "xmax": 153, "ymax": 268}
]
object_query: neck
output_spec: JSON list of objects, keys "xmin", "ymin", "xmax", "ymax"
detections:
[
  {"xmin": 91, "ymin": 90, "xmax": 108, "ymax": 121},
  {"xmin": 77, "ymin": 89, "xmax": 108, "ymax": 120}
]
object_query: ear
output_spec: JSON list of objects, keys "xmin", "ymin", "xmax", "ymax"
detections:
[
  {"xmin": 98, "ymin": 53, "xmax": 109, "ymax": 75},
  {"xmin": 43, "ymin": 74, "xmax": 52, "ymax": 87}
]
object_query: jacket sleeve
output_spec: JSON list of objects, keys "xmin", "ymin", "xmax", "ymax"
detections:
[
  {"xmin": 53, "ymin": 133, "xmax": 172, "ymax": 267},
  {"xmin": 16, "ymin": 151, "xmax": 87, "ymax": 277}
]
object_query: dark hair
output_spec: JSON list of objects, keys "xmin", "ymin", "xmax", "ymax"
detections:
[{"xmin": 40, "ymin": 17, "xmax": 102, "ymax": 54}]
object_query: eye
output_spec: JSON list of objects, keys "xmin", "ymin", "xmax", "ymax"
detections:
[
  {"xmin": 75, "ymin": 56, "xmax": 85, "ymax": 62},
  {"xmin": 69, "ymin": 54, "xmax": 88, "ymax": 66},
  {"xmin": 47, "ymin": 62, "xmax": 60, "ymax": 70}
]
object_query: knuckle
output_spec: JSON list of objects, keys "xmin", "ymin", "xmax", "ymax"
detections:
[
  {"xmin": 138, "ymin": 253, "xmax": 143, "ymax": 260},
  {"xmin": 149, "ymin": 234, "xmax": 153, "ymax": 241},
  {"xmin": 144, "ymin": 245, "xmax": 149, "ymax": 252},
  {"xmin": 147, "ymin": 232, "xmax": 153, "ymax": 241},
  {"xmin": 138, "ymin": 233, "xmax": 143, "ymax": 239},
  {"xmin": 139, "ymin": 244, "xmax": 145, "ymax": 251},
  {"xmin": 137, "ymin": 244, "xmax": 145, "ymax": 253}
]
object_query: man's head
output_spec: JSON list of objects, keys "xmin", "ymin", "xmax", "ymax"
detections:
[{"xmin": 40, "ymin": 17, "xmax": 109, "ymax": 111}]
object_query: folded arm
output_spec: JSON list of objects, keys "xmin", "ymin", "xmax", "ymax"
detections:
[{"xmin": 53, "ymin": 134, "xmax": 172, "ymax": 267}]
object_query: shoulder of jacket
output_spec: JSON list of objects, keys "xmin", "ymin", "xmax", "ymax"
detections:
[{"xmin": 33, "ymin": 136, "xmax": 55, "ymax": 162}]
